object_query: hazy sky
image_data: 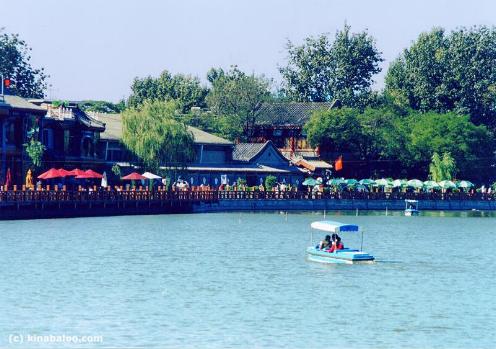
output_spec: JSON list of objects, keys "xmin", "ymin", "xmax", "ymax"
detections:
[{"xmin": 3, "ymin": 0, "xmax": 495, "ymax": 101}]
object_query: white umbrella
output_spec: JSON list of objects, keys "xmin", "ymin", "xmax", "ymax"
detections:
[
  {"xmin": 101, "ymin": 171, "xmax": 108, "ymax": 188},
  {"xmin": 142, "ymin": 172, "xmax": 161, "ymax": 179}
]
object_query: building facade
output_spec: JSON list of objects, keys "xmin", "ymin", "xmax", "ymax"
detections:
[
  {"xmin": 0, "ymin": 95, "xmax": 46, "ymax": 184},
  {"xmin": 94, "ymin": 113, "xmax": 304, "ymax": 186},
  {"xmin": 249, "ymin": 101, "xmax": 336, "ymax": 175}
]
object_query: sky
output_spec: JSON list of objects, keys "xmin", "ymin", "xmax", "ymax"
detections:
[{"xmin": 2, "ymin": 0, "xmax": 496, "ymax": 102}]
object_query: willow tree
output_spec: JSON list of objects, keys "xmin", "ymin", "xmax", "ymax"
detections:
[
  {"xmin": 429, "ymin": 152, "xmax": 457, "ymax": 181},
  {"xmin": 122, "ymin": 100, "xmax": 195, "ymax": 171}
]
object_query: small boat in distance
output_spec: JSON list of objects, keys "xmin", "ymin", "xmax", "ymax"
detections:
[
  {"xmin": 405, "ymin": 199, "xmax": 420, "ymax": 216},
  {"xmin": 306, "ymin": 221, "xmax": 375, "ymax": 264}
]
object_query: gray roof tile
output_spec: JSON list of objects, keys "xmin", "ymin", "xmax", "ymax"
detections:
[
  {"xmin": 0, "ymin": 95, "xmax": 46, "ymax": 113},
  {"xmin": 93, "ymin": 113, "xmax": 233, "ymax": 145},
  {"xmin": 232, "ymin": 142, "xmax": 267, "ymax": 162}
]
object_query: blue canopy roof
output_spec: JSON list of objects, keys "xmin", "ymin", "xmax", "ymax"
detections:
[{"xmin": 310, "ymin": 221, "xmax": 360, "ymax": 233}]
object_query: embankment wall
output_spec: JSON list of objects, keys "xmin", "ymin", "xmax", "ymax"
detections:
[{"xmin": 193, "ymin": 199, "xmax": 496, "ymax": 213}]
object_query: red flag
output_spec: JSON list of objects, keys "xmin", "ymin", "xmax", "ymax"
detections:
[{"xmin": 335, "ymin": 156, "xmax": 343, "ymax": 171}]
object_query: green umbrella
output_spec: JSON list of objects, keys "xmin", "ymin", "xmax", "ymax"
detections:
[
  {"xmin": 344, "ymin": 179, "xmax": 358, "ymax": 186},
  {"xmin": 359, "ymin": 179, "xmax": 376, "ymax": 186},
  {"xmin": 457, "ymin": 180, "xmax": 474, "ymax": 189},
  {"xmin": 438, "ymin": 180, "xmax": 456, "ymax": 189},
  {"xmin": 302, "ymin": 178, "xmax": 317, "ymax": 186},
  {"xmin": 356, "ymin": 184, "xmax": 367, "ymax": 190},
  {"xmin": 327, "ymin": 178, "xmax": 345, "ymax": 186},
  {"xmin": 375, "ymin": 178, "xmax": 393, "ymax": 187},
  {"xmin": 392, "ymin": 179, "xmax": 407, "ymax": 188},
  {"xmin": 423, "ymin": 180, "xmax": 441, "ymax": 189},
  {"xmin": 407, "ymin": 179, "xmax": 423, "ymax": 188}
]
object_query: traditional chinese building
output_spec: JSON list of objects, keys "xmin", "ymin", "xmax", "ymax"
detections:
[
  {"xmin": 29, "ymin": 100, "xmax": 106, "ymax": 169},
  {"xmin": 94, "ymin": 113, "xmax": 304, "ymax": 186},
  {"xmin": 0, "ymin": 95, "xmax": 46, "ymax": 184},
  {"xmin": 249, "ymin": 101, "xmax": 337, "ymax": 175}
]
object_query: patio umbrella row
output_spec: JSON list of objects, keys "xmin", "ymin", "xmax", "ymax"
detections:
[
  {"xmin": 37, "ymin": 169, "xmax": 164, "ymax": 181},
  {"xmin": 303, "ymin": 177, "xmax": 475, "ymax": 189},
  {"xmin": 38, "ymin": 168, "xmax": 103, "ymax": 179}
]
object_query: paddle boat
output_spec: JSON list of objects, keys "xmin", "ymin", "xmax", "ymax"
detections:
[
  {"xmin": 306, "ymin": 221, "xmax": 374, "ymax": 264},
  {"xmin": 405, "ymin": 199, "xmax": 420, "ymax": 216}
]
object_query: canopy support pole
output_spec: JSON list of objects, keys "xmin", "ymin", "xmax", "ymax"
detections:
[{"xmin": 360, "ymin": 230, "xmax": 364, "ymax": 251}]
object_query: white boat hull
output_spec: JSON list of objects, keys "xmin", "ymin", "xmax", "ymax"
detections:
[{"xmin": 306, "ymin": 247, "xmax": 374, "ymax": 264}]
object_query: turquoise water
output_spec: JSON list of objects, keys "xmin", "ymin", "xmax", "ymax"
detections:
[{"xmin": 0, "ymin": 211, "xmax": 495, "ymax": 348}]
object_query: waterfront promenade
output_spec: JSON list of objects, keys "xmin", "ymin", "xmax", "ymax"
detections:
[{"xmin": 1, "ymin": 188, "xmax": 495, "ymax": 219}]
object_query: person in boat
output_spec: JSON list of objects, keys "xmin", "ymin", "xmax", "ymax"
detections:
[
  {"xmin": 317, "ymin": 235, "xmax": 332, "ymax": 250},
  {"xmin": 327, "ymin": 235, "xmax": 344, "ymax": 253}
]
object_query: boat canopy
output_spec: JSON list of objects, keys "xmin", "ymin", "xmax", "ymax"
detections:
[
  {"xmin": 311, "ymin": 221, "xmax": 359, "ymax": 233},
  {"xmin": 405, "ymin": 199, "xmax": 418, "ymax": 203}
]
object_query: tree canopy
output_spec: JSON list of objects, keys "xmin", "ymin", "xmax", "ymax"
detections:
[
  {"xmin": 122, "ymin": 100, "xmax": 195, "ymax": 171},
  {"xmin": 0, "ymin": 29, "xmax": 47, "ymax": 98},
  {"xmin": 79, "ymin": 100, "xmax": 126, "ymax": 113},
  {"xmin": 128, "ymin": 70, "xmax": 208, "ymax": 113},
  {"xmin": 279, "ymin": 25, "xmax": 383, "ymax": 107},
  {"xmin": 385, "ymin": 26, "xmax": 496, "ymax": 128},
  {"xmin": 205, "ymin": 66, "xmax": 272, "ymax": 140},
  {"xmin": 305, "ymin": 108, "xmax": 494, "ymax": 181}
]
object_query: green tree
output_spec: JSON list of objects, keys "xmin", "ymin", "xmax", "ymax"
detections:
[
  {"xmin": 24, "ymin": 139, "xmax": 45, "ymax": 169},
  {"xmin": 305, "ymin": 107, "xmax": 361, "ymax": 153},
  {"xmin": 385, "ymin": 26, "xmax": 496, "ymax": 128},
  {"xmin": 79, "ymin": 100, "xmax": 126, "ymax": 113},
  {"xmin": 265, "ymin": 175, "xmax": 277, "ymax": 191},
  {"xmin": 206, "ymin": 66, "xmax": 272, "ymax": 140},
  {"xmin": 305, "ymin": 107, "xmax": 404, "ymax": 177},
  {"xmin": 128, "ymin": 70, "xmax": 208, "ymax": 113},
  {"xmin": 122, "ymin": 100, "xmax": 195, "ymax": 171},
  {"xmin": 429, "ymin": 152, "xmax": 457, "ymax": 181},
  {"xmin": 407, "ymin": 111, "xmax": 493, "ymax": 181},
  {"xmin": 280, "ymin": 24, "xmax": 383, "ymax": 107},
  {"xmin": 0, "ymin": 29, "xmax": 47, "ymax": 98}
]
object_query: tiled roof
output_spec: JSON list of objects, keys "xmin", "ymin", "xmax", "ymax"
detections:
[
  {"xmin": 255, "ymin": 101, "xmax": 338, "ymax": 126},
  {"xmin": 295, "ymin": 159, "xmax": 332, "ymax": 171},
  {"xmin": 92, "ymin": 112, "xmax": 122, "ymax": 140},
  {"xmin": 75, "ymin": 109, "xmax": 105, "ymax": 130},
  {"xmin": 93, "ymin": 113, "xmax": 233, "ymax": 145},
  {"xmin": 187, "ymin": 126, "xmax": 233, "ymax": 145},
  {"xmin": 232, "ymin": 142, "xmax": 267, "ymax": 162},
  {"xmin": 0, "ymin": 95, "xmax": 46, "ymax": 113}
]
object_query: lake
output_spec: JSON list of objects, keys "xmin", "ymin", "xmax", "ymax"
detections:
[{"xmin": 0, "ymin": 211, "xmax": 494, "ymax": 348}]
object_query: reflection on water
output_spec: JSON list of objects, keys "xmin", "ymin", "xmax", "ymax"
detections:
[{"xmin": 0, "ymin": 211, "xmax": 494, "ymax": 348}]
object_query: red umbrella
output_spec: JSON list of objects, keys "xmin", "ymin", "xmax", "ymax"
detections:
[
  {"xmin": 57, "ymin": 168, "xmax": 72, "ymax": 177},
  {"xmin": 76, "ymin": 169, "xmax": 103, "ymax": 179},
  {"xmin": 5, "ymin": 168, "xmax": 12, "ymax": 187},
  {"xmin": 38, "ymin": 168, "xmax": 62, "ymax": 179},
  {"xmin": 67, "ymin": 168, "xmax": 86, "ymax": 176},
  {"xmin": 121, "ymin": 172, "xmax": 146, "ymax": 180}
]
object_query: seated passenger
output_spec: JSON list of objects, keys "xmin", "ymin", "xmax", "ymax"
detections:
[
  {"xmin": 317, "ymin": 235, "xmax": 331, "ymax": 250},
  {"xmin": 327, "ymin": 236, "xmax": 344, "ymax": 253}
]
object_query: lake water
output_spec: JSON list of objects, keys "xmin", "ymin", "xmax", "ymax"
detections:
[{"xmin": 0, "ymin": 211, "xmax": 495, "ymax": 349}]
